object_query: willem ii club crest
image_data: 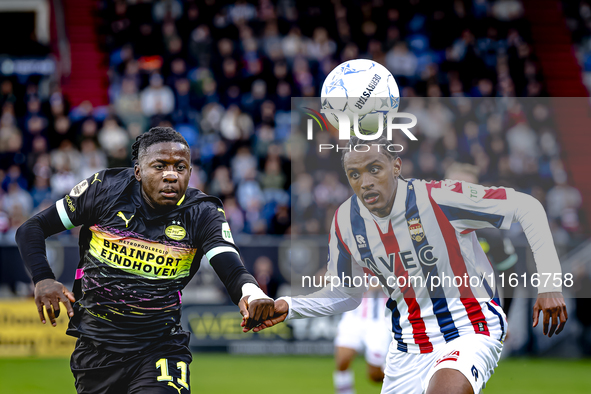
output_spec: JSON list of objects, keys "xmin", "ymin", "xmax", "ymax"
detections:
[{"xmin": 407, "ymin": 218, "xmax": 425, "ymax": 242}]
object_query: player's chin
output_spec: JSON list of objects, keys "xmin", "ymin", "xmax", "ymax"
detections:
[
  {"xmin": 156, "ymin": 195, "xmax": 179, "ymax": 206},
  {"xmin": 365, "ymin": 200, "xmax": 387, "ymax": 215}
]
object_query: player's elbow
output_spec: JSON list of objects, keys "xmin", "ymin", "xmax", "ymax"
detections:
[
  {"xmin": 15, "ymin": 218, "xmax": 34, "ymax": 245},
  {"xmin": 343, "ymin": 296, "xmax": 363, "ymax": 312},
  {"xmin": 515, "ymin": 191, "xmax": 547, "ymax": 218}
]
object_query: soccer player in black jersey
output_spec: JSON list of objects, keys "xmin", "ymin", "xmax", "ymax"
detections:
[{"xmin": 16, "ymin": 127, "xmax": 274, "ymax": 394}]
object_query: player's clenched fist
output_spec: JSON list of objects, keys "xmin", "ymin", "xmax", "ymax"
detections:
[
  {"xmin": 241, "ymin": 299, "xmax": 289, "ymax": 333},
  {"xmin": 239, "ymin": 296, "xmax": 275, "ymax": 331}
]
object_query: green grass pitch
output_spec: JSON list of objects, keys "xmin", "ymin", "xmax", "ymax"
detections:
[{"xmin": 0, "ymin": 356, "xmax": 589, "ymax": 393}]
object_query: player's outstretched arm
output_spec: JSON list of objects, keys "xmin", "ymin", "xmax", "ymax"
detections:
[
  {"xmin": 512, "ymin": 192, "xmax": 568, "ymax": 337},
  {"xmin": 243, "ymin": 286, "xmax": 364, "ymax": 333},
  {"xmin": 15, "ymin": 205, "xmax": 74, "ymax": 326}
]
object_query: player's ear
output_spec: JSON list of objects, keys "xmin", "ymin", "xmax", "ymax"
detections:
[
  {"xmin": 393, "ymin": 157, "xmax": 402, "ymax": 177},
  {"xmin": 134, "ymin": 163, "xmax": 141, "ymax": 182}
]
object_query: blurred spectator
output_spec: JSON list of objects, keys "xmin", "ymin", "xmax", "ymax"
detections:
[
  {"xmin": 236, "ymin": 167, "xmax": 265, "ymax": 212},
  {"xmin": 1, "ymin": 165, "xmax": 27, "ymax": 192},
  {"xmin": 50, "ymin": 158, "xmax": 77, "ymax": 200},
  {"xmin": 79, "ymin": 139, "xmax": 108, "ymax": 180},
  {"xmin": 314, "ymin": 172, "xmax": 349, "ymax": 208},
  {"xmin": 209, "ymin": 166, "xmax": 235, "ymax": 201},
  {"xmin": 2, "ymin": 182, "xmax": 33, "ymax": 217},
  {"xmin": 546, "ymin": 171, "xmax": 583, "ymax": 233},
  {"xmin": 115, "ymin": 78, "xmax": 146, "ymax": 129},
  {"xmin": 307, "ymin": 27, "xmax": 337, "ymax": 61},
  {"xmin": 30, "ymin": 175, "xmax": 52, "ymax": 209},
  {"xmin": 231, "ymin": 146, "xmax": 257, "ymax": 184},
  {"xmin": 223, "ymin": 196, "xmax": 245, "ymax": 234},
  {"xmin": 98, "ymin": 117, "xmax": 130, "ymax": 167},
  {"xmin": 386, "ymin": 42, "xmax": 418, "ymax": 78},
  {"xmin": 252, "ymin": 256, "xmax": 279, "ymax": 298},
  {"xmin": 141, "ymin": 73, "xmax": 175, "ymax": 117}
]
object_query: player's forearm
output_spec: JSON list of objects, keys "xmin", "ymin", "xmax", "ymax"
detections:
[
  {"xmin": 16, "ymin": 205, "xmax": 66, "ymax": 284},
  {"xmin": 209, "ymin": 251, "xmax": 259, "ymax": 304},
  {"xmin": 512, "ymin": 192, "xmax": 562, "ymax": 293},
  {"xmin": 279, "ymin": 286, "xmax": 363, "ymax": 320}
]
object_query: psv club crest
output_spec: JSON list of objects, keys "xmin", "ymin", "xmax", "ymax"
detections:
[{"xmin": 407, "ymin": 218, "xmax": 425, "ymax": 242}]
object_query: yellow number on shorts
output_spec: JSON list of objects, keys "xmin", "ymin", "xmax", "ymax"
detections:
[
  {"xmin": 156, "ymin": 358, "xmax": 189, "ymax": 390},
  {"xmin": 176, "ymin": 361, "xmax": 189, "ymax": 389},
  {"xmin": 156, "ymin": 358, "xmax": 172, "ymax": 382}
]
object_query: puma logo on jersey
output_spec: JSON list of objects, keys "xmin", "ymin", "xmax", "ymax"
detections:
[
  {"xmin": 217, "ymin": 207, "xmax": 226, "ymax": 218},
  {"xmin": 91, "ymin": 173, "xmax": 102, "ymax": 184},
  {"xmin": 117, "ymin": 211, "xmax": 134, "ymax": 228},
  {"xmin": 167, "ymin": 382, "xmax": 184, "ymax": 393}
]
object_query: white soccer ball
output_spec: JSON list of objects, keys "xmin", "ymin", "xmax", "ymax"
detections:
[{"xmin": 321, "ymin": 59, "xmax": 400, "ymax": 136}]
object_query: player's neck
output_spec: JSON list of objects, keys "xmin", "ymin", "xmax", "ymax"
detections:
[
  {"xmin": 140, "ymin": 188, "xmax": 172, "ymax": 213},
  {"xmin": 372, "ymin": 194, "xmax": 396, "ymax": 219},
  {"xmin": 373, "ymin": 203, "xmax": 394, "ymax": 218},
  {"xmin": 372, "ymin": 181, "xmax": 398, "ymax": 218}
]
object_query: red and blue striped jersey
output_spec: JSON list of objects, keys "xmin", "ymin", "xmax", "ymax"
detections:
[{"xmin": 327, "ymin": 178, "xmax": 509, "ymax": 354}]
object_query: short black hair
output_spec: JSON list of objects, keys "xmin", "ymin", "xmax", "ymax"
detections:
[
  {"xmin": 340, "ymin": 134, "xmax": 401, "ymax": 170},
  {"xmin": 131, "ymin": 127, "xmax": 189, "ymax": 163}
]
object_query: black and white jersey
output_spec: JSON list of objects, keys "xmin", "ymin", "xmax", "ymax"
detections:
[{"xmin": 54, "ymin": 168, "xmax": 250, "ymax": 351}]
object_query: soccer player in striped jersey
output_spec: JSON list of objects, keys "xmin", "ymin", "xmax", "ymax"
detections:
[{"xmin": 249, "ymin": 136, "xmax": 568, "ymax": 394}]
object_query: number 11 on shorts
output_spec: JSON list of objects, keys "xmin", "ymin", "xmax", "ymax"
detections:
[{"xmin": 156, "ymin": 358, "xmax": 189, "ymax": 390}]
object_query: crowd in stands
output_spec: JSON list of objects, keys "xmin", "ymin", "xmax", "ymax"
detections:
[
  {"xmin": 0, "ymin": 0, "xmax": 584, "ymax": 248},
  {"xmin": 563, "ymin": 0, "xmax": 591, "ymax": 94}
]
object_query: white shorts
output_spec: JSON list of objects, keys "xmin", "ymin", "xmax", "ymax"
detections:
[
  {"xmin": 381, "ymin": 334, "xmax": 503, "ymax": 394},
  {"xmin": 334, "ymin": 312, "xmax": 392, "ymax": 367}
]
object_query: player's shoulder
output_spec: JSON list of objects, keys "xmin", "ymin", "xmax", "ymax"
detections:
[
  {"xmin": 331, "ymin": 196, "xmax": 357, "ymax": 232},
  {"xmin": 180, "ymin": 188, "xmax": 225, "ymax": 217},
  {"xmin": 335, "ymin": 195, "xmax": 355, "ymax": 217},
  {"xmin": 425, "ymin": 178, "xmax": 513, "ymax": 203},
  {"xmin": 86, "ymin": 168, "xmax": 135, "ymax": 188},
  {"xmin": 408, "ymin": 178, "xmax": 468, "ymax": 194},
  {"xmin": 68, "ymin": 168, "xmax": 134, "ymax": 198}
]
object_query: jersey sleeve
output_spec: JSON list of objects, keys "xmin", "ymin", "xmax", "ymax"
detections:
[
  {"xmin": 326, "ymin": 209, "xmax": 367, "ymax": 294},
  {"xmin": 194, "ymin": 202, "xmax": 259, "ymax": 304},
  {"xmin": 428, "ymin": 180, "xmax": 517, "ymax": 234},
  {"xmin": 194, "ymin": 202, "xmax": 240, "ymax": 262},
  {"xmin": 55, "ymin": 170, "xmax": 109, "ymax": 229}
]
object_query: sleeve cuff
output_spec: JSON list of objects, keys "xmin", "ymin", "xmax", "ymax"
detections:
[
  {"xmin": 277, "ymin": 296, "xmax": 293, "ymax": 320},
  {"xmin": 32, "ymin": 272, "xmax": 56, "ymax": 285},
  {"xmin": 241, "ymin": 283, "xmax": 272, "ymax": 303},
  {"xmin": 537, "ymin": 286, "xmax": 563, "ymax": 294}
]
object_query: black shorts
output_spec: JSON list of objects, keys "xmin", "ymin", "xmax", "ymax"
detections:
[{"xmin": 70, "ymin": 335, "xmax": 192, "ymax": 394}]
